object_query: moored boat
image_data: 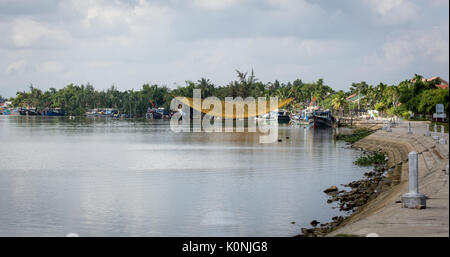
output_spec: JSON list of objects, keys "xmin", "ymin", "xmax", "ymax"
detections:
[
  {"xmin": 276, "ymin": 109, "xmax": 291, "ymax": 124},
  {"xmin": 257, "ymin": 109, "xmax": 291, "ymax": 124},
  {"xmin": 19, "ymin": 108, "xmax": 41, "ymax": 116},
  {"xmin": 309, "ymin": 110, "xmax": 335, "ymax": 128},
  {"xmin": 86, "ymin": 108, "xmax": 119, "ymax": 117},
  {"xmin": 146, "ymin": 107, "xmax": 170, "ymax": 120},
  {"xmin": 41, "ymin": 108, "xmax": 66, "ymax": 116}
]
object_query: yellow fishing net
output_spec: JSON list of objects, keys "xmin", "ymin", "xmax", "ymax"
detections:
[{"xmin": 174, "ymin": 97, "xmax": 293, "ymax": 119}]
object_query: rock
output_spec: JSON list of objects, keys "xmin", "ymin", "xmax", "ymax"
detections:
[
  {"xmin": 324, "ymin": 186, "xmax": 338, "ymax": 194},
  {"xmin": 286, "ymin": 136, "xmax": 289, "ymax": 139},
  {"xmin": 310, "ymin": 220, "xmax": 319, "ymax": 227},
  {"xmin": 355, "ymin": 198, "xmax": 366, "ymax": 206},
  {"xmin": 364, "ymin": 171, "xmax": 376, "ymax": 177},
  {"xmin": 327, "ymin": 191, "xmax": 338, "ymax": 197},
  {"xmin": 278, "ymin": 139, "xmax": 282, "ymax": 142},
  {"xmin": 296, "ymin": 157, "xmax": 389, "ymax": 237},
  {"xmin": 301, "ymin": 228, "xmax": 316, "ymax": 237},
  {"xmin": 348, "ymin": 181, "xmax": 360, "ymax": 188}
]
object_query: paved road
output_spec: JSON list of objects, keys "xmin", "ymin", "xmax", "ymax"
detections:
[{"xmin": 329, "ymin": 121, "xmax": 449, "ymax": 237}]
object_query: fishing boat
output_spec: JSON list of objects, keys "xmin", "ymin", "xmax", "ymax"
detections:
[
  {"xmin": 309, "ymin": 110, "xmax": 335, "ymax": 128},
  {"xmin": 146, "ymin": 107, "xmax": 170, "ymax": 120},
  {"xmin": 19, "ymin": 108, "xmax": 41, "ymax": 116},
  {"xmin": 256, "ymin": 109, "xmax": 291, "ymax": 124},
  {"xmin": 41, "ymin": 108, "xmax": 65, "ymax": 116},
  {"xmin": 276, "ymin": 109, "xmax": 291, "ymax": 124},
  {"xmin": 86, "ymin": 108, "xmax": 119, "ymax": 117}
]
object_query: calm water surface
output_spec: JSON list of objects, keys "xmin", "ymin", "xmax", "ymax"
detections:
[{"xmin": 0, "ymin": 116, "xmax": 370, "ymax": 236}]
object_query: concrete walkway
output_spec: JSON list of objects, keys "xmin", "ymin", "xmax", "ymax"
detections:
[{"xmin": 329, "ymin": 121, "xmax": 449, "ymax": 237}]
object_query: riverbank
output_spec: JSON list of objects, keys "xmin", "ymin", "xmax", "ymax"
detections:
[
  {"xmin": 328, "ymin": 121, "xmax": 449, "ymax": 237},
  {"xmin": 296, "ymin": 164, "xmax": 390, "ymax": 237},
  {"xmin": 296, "ymin": 126, "xmax": 389, "ymax": 237},
  {"xmin": 297, "ymin": 120, "xmax": 449, "ymax": 237}
]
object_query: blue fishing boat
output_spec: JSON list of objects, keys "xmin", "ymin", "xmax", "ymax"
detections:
[{"xmin": 41, "ymin": 108, "xmax": 66, "ymax": 116}]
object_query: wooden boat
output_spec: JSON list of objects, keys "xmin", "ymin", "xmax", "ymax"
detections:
[
  {"xmin": 309, "ymin": 110, "xmax": 335, "ymax": 128},
  {"xmin": 276, "ymin": 109, "xmax": 291, "ymax": 124},
  {"xmin": 86, "ymin": 108, "xmax": 119, "ymax": 117},
  {"xmin": 146, "ymin": 108, "xmax": 170, "ymax": 120},
  {"xmin": 19, "ymin": 108, "xmax": 41, "ymax": 116},
  {"xmin": 256, "ymin": 109, "xmax": 291, "ymax": 124},
  {"xmin": 41, "ymin": 108, "xmax": 65, "ymax": 116}
]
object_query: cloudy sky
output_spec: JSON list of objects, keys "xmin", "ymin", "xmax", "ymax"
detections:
[{"xmin": 0, "ymin": 0, "xmax": 448, "ymax": 97}]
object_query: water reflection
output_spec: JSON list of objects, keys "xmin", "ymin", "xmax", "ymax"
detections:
[{"xmin": 0, "ymin": 116, "xmax": 369, "ymax": 236}]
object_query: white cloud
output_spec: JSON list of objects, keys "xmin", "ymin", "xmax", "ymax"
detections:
[
  {"xmin": 0, "ymin": 0, "xmax": 448, "ymax": 96},
  {"xmin": 365, "ymin": 24, "xmax": 449, "ymax": 72},
  {"xmin": 267, "ymin": 0, "xmax": 325, "ymax": 18},
  {"xmin": 64, "ymin": 0, "xmax": 172, "ymax": 45},
  {"xmin": 430, "ymin": 0, "xmax": 449, "ymax": 7},
  {"xmin": 11, "ymin": 19, "xmax": 48, "ymax": 47},
  {"xmin": 6, "ymin": 60, "xmax": 26, "ymax": 74},
  {"xmin": 37, "ymin": 61, "xmax": 64, "ymax": 73},
  {"xmin": 193, "ymin": 0, "xmax": 239, "ymax": 9},
  {"xmin": 367, "ymin": 0, "xmax": 418, "ymax": 25},
  {"xmin": 11, "ymin": 18, "xmax": 70, "ymax": 47}
]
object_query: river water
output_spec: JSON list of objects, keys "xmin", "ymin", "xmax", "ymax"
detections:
[{"xmin": 0, "ymin": 116, "xmax": 370, "ymax": 236}]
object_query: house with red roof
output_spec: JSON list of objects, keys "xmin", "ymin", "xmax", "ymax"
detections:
[
  {"xmin": 411, "ymin": 76, "xmax": 448, "ymax": 89},
  {"xmin": 346, "ymin": 93, "xmax": 364, "ymax": 102}
]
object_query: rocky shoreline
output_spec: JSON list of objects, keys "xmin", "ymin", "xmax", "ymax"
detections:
[{"xmin": 295, "ymin": 148, "xmax": 392, "ymax": 237}]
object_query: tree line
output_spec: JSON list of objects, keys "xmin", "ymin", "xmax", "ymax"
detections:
[{"xmin": 4, "ymin": 71, "xmax": 449, "ymax": 118}]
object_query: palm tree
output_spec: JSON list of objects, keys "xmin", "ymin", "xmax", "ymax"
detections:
[
  {"xmin": 197, "ymin": 78, "xmax": 215, "ymax": 98},
  {"xmin": 331, "ymin": 91, "xmax": 347, "ymax": 116}
]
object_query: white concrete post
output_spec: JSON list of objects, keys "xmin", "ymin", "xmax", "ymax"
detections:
[
  {"xmin": 432, "ymin": 124, "xmax": 439, "ymax": 140},
  {"xmin": 439, "ymin": 125, "xmax": 447, "ymax": 144},
  {"xmin": 386, "ymin": 123, "xmax": 392, "ymax": 132},
  {"xmin": 424, "ymin": 124, "xmax": 431, "ymax": 137},
  {"xmin": 402, "ymin": 152, "xmax": 426, "ymax": 209},
  {"xmin": 407, "ymin": 122, "xmax": 412, "ymax": 134}
]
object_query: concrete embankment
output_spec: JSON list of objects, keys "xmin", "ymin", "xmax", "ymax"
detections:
[{"xmin": 329, "ymin": 121, "xmax": 449, "ymax": 237}]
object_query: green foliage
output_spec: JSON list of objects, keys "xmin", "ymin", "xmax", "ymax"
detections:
[
  {"xmin": 335, "ymin": 129, "xmax": 374, "ymax": 143},
  {"xmin": 330, "ymin": 90, "xmax": 347, "ymax": 111},
  {"xmin": 385, "ymin": 107, "xmax": 395, "ymax": 117},
  {"xmin": 6, "ymin": 72, "xmax": 449, "ymax": 119},
  {"xmin": 354, "ymin": 151, "xmax": 386, "ymax": 166},
  {"xmin": 374, "ymin": 102, "xmax": 386, "ymax": 112},
  {"xmin": 333, "ymin": 234, "xmax": 360, "ymax": 237},
  {"xmin": 431, "ymin": 121, "xmax": 449, "ymax": 133},
  {"xmin": 418, "ymin": 88, "xmax": 449, "ymax": 115},
  {"xmin": 402, "ymin": 111, "xmax": 411, "ymax": 120}
]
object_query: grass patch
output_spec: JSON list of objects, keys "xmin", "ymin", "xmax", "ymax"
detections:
[
  {"xmin": 431, "ymin": 121, "xmax": 448, "ymax": 133},
  {"xmin": 335, "ymin": 128, "xmax": 374, "ymax": 143},
  {"xmin": 333, "ymin": 234, "xmax": 360, "ymax": 237},
  {"xmin": 354, "ymin": 151, "xmax": 386, "ymax": 166}
]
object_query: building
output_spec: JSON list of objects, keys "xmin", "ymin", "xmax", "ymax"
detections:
[
  {"xmin": 346, "ymin": 93, "xmax": 364, "ymax": 102},
  {"xmin": 411, "ymin": 76, "xmax": 449, "ymax": 89},
  {"xmin": 0, "ymin": 101, "xmax": 12, "ymax": 107}
]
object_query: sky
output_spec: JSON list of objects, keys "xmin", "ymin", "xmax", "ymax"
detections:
[{"xmin": 0, "ymin": 0, "xmax": 449, "ymax": 97}]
